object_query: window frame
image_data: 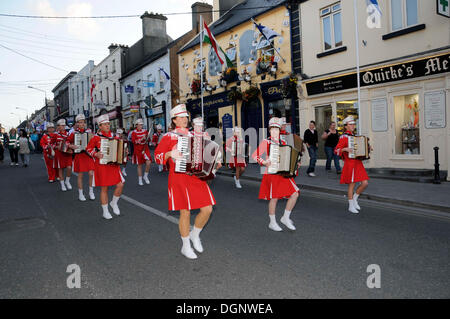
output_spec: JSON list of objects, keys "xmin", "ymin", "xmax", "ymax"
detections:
[
  {"xmin": 320, "ymin": 2, "xmax": 343, "ymax": 52},
  {"xmin": 390, "ymin": 0, "xmax": 419, "ymax": 32}
]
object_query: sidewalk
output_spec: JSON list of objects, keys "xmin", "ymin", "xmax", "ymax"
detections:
[{"xmin": 217, "ymin": 164, "xmax": 450, "ymax": 213}]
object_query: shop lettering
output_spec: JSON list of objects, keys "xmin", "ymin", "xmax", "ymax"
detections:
[
  {"xmin": 363, "ymin": 65, "xmax": 412, "ymax": 84},
  {"xmin": 268, "ymin": 86, "xmax": 281, "ymax": 95},
  {"xmin": 192, "ymin": 98, "xmax": 226, "ymax": 109},
  {"xmin": 424, "ymin": 56, "xmax": 450, "ymax": 75}
]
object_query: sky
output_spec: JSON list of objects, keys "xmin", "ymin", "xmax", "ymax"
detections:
[{"xmin": 0, "ymin": 0, "xmax": 213, "ymax": 130}]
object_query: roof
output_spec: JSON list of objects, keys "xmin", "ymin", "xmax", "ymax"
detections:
[
  {"xmin": 52, "ymin": 72, "xmax": 77, "ymax": 93},
  {"xmin": 178, "ymin": 0, "xmax": 288, "ymax": 54}
]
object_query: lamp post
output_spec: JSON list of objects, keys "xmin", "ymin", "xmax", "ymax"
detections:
[{"xmin": 28, "ymin": 86, "xmax": 48, "ymax": 122}]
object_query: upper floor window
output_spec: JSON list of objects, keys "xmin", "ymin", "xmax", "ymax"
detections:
[
  {"xmin": 112, "ymin": 60, "xmax": 116, "ymax": 73},
  {"xmin": 105, "ymin": 65, "xmax": 109, "ymax": 79},
  {"xmin": 391, "ymin": 0, "xmax": 418, "ymax": 31},
  {"xmin": 99, "ymin": 70, "xmax": 102, "ymax": 83},
  {"xmin": 320, "ymin": 2, "xmax": 342, "ymax": 51}
]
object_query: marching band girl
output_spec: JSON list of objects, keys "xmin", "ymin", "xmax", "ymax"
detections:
[
  {"xmin": 67, "ymin": 114, "xmax": 95, "ymax": 201},
  {"xmin": 52, "ymin": 119, "xmax": 73, "ymax": 192},
  {"xmin": 115, "ymin": 128, "xmax": 129, "ymax": 177},
  {"xmin": 252, "ymin": 117, "xmax": 300, "ymax": 231},
  {"xmin": 334, "ymin": 116, "xmax": 369, "ymax": 214},
  {"xmin": 86, "ymin": 115, "xmax": 125, "ymax": 220},
  {"xmin": 225, "ymin": 127, "xmax": 246, "ymax": 189},
  {"xmin": 151, "ymin": 124, "xmax": 165, "ymax": 172},
  {"xmin": 155, "ymin": 104, "xmax": 216, "ymax": 260},
  {"xmin": 131, "ymin": 119, "xmax": 152, "ymax": 185},
  {"xmin": 40, "ymin": 122, "xmax": 58, "ymax": 183}
]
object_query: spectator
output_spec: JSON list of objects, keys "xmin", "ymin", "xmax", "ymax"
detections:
[
  {"xmin": 7, "ymin": 128, "xmax": 20, "ymax": 166},
  {"xmin": 30, "ymin": 130, "xmax": 39, "ymax": 153},
  {"xmin": 0, "ymin": 127, "xmax": 5, "ymax": 163},
  {"xmin": 18, "ymin": 130, "xmax": 34, "ymax": 167},
  {"xmin": 303, "ymin": 121, "xmax": 318, "ymax": 177},
  {"xmin": 321, "ymin": 122, "xmax": 342, "ymax": 174}
]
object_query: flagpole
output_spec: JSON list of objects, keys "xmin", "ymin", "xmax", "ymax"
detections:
[
  {"xmin": 354, "ymin": 0, "xmax": 361, "ymax": 136},
  {"xmin": 251, "ymin": 18, "xmax": 286, "ymax": 64},
  {"xmin": 200, "ymin": 15, "xmax": 204, "ymax": 123}
]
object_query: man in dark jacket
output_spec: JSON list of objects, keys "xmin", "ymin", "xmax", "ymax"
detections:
[{"xmin": 303, "ymin": 120, "xmax": 318, "ymax": 177}]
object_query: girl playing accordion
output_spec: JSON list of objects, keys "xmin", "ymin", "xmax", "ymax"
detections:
[
  {"xmin": 252, "ymin": 117, "xmax": 300, "ymax": 232},
  {"xmin": 225, "ymin": 127, "xmax": 246, "ymax": 189}
]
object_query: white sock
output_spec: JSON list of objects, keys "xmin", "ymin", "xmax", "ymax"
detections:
[
  {"xmin": 102, "ymin": 204, "xmax": 109, "ymax": 214},
  {"xmin": 60, "ymin": 181, "xmax": 66, "ymax": 188},
  {"xmin": 144, "ymin": 172, "xmax": 149, "ymax": 178},
  {"xmin": 283, "ymin": 210, "xmax": 292, "ymax": 219},
  {"xmin": 89, "ymin": 187, "xmax": 94, "ymax": 193},
  {"xmin": 269, "ymin": 214, "xmax": 277, "ymax": 224},
  {"xmin": 354, "ymin": 193, "xmax": 360, "ymax": 201},
  {"xmin": 138, "ymin": 176, "xmax": 143, "ymax": 183},
  {"xmin": 190, "ymin": 226, "xmax": 202, "ymax": 238},
  {"xmin": 111, "ymin": 195, "xmax": 120, "ymax": 206},
  {"xmin": 65, "ymin": 177, "xmax": 70, "ymax": 183},
  {"xmin": 181, "ymin": 236, "xmax": 192, "ymax": 249},
  {"xmin": 78, "ymin": 189, "xmax": 84, "ymax": 196}
]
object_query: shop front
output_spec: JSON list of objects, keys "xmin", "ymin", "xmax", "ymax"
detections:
[
  {"xmin": 94, "ymin": 108, "xmax": 121, "ymax": 132},
  {"xmin": 146, "ymin": 101, "xmax": 167, "ymax": 133},
  {"xmin": 301, "ymin": 51, "xmax": 450, "ymax": 179}
]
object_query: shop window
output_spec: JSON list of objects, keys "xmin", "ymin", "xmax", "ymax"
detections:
[
  {"xmin": 314, "ymin": 105, "xmax": 333, "ymax": 160},
  {"xmin": 336, "ymin": 101, "xmax": 359, "ymax": 135},
  {"xmin": 269, "ymin": 99, "xmax": 292, "ymax": 127},
  {"xmin": 394, "ymin": 94, "xmax": 420, "ymax": 155}
]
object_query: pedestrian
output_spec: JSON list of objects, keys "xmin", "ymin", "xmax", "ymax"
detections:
[
  {"xmin": 226, "ymin": 127, "xmax": 246, "ymax": 188},
  {"xmin": 127, "ymin": 128, "xmax": 134, "ymax": 165},
  {"xmin": 252, "ymin": 117, "xmax": 300, "ymax": 232},
  {"xmin": 52, "ymin": 119, "xmax": 73, "ymax": 192},
  {"xmin": 303, "ymin": 120, "xmax": 318, "ymax": 177},
  {"xmin": 40, "ymin": 122, "xmax": 58, "ymax": 183},
  {"xmin": 18, "ymin": 130, "xmax": 34, "ymax": 167},
  {"xmin": 131, "ymin": 119, "xmax": 152, "ymax": 186},
  {"xmin": 67, "ymin": 114, "xmax": 95, "ymax": 201},
  {"xmin": 0, "ymin": 127, "xmax": 5, "ymax": 163},
  {"xmin": 321, "ymin": 121, "xmax": 342, "ymax": 174},
  {"xmin": 334, "ymin": 116, "xmax": 370, "ymax": 214},
  {"xmin": 30, "ymin": 130, "xmax": 39, "ymax": 154},
  {"xmin": 86, "ymin": 114, "xmax": 125, "ymax": 220},
  {"xmin": 154, "ymin": 104, "xmax": 216, "ymax": 260},
  {"xmin": 7, "ymin": 128, "xmax": 20, "ymax": 166}
]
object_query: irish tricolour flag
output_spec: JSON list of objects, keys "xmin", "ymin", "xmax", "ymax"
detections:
[{"xmin": 202, "ymin": 21, "xmax": 233, "ymax": 68}]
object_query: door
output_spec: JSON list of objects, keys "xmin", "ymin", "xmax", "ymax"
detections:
[
  {"xmin": 314, "ymin": 104, "xmax": 333, "ymax": 160},
  {"xmin": 241, "ymin": 99, "xmax": 263, "ymax": 157}
]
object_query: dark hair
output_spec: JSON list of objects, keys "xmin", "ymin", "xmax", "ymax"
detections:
[
  {"xmin": 310, "ymin": 120, "xmax": 316, "ymax": 125},
  {"xmin": 170, "ymin": 117, "xmax": 192, "ymax": 131},
  {"xmin": 21, "ymin": 130, "xmax": 28, "ymax": 138}
]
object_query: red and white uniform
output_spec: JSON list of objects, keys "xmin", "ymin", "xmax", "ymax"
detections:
[
  {"xmin": 51, "ymin": 131, "xmax": 72, "ymax": 169},
  {"xmin": 86, "ymin": 131, "xmax": 125, "ymax": 187},
  {"xmin": 252, "ymin": 137, "xmax": 300, "ymax": 200},
  {"xmin": 226, "ymin": 135, "xmax": 246, "ymax": 168},
  {"xmin": 67, "ymin": 128, "xmax": 95, "ymax": 173},
  {"xmin": 154, "ymin": 128, "xmax": 216, "ymax": 211},
  {"xmin": 334, "ymin": 131, "xmax": 369, "ymax": 184},
  {"xmin": 131, "ymin": 129, "xmax": 152, "ymax": 164},
  {"xmin": 40, "ymin": 133, "xmax": 58, "ymax": 181},
  {"xmin": 151, "ymin": 131, "xmax": 162, "ymax": 147}
]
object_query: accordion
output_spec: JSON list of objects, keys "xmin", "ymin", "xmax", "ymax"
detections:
[
  {"xmin": 267, "ymin": 135, "xmax": 304, "ymax": 178},
  {"xmin": 348, "ymin": 136, "xmax": 370, "ymax": 160},
  {"xmin": 174, "ymin": 134, "xmax": 222, "ymax": 181},
  {"xmin": 99, "ymin": 138, "xmax": 128, "ymax": 165},
  {"xmin": 57, "ymin": 140, "xmax": 73, "ymax": 154},
  {"xmin": 74, "ymin": 132, "xmax": 94, "ymax": 153}
]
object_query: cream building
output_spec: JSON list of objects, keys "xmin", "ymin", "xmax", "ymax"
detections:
[{"xmin": 298, "ymin": 0, "xmax": 450, "ymax": 180}]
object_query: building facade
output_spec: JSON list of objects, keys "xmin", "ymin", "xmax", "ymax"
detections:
[
  {"xmin": 68, "ymin": 60, "xmax": 95, "ymax": 123},
  {"xmin": 52, "ymin": 72, "xmax": 77, "ymax": 124},
  {"xmin": 91, "ymin": 44, "xmax": 127, "ymax": 131},
  {"xmin": 297, "ymin": 0, "xmax": 450, "ymax": 180},
  {"xmin": 178, "ymin": 0, "xmax": 298, "ymax": 145}
]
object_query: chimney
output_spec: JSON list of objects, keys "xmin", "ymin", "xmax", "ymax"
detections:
[
  {"xmin": 108, "ymin": 43, "xmax": 118, "ymax": 54},
  {"xmin": 191, "ymin": 2, "xmax": 213, "ymax": 32},
  {"xmin": 141, "ymin": 11, "xmax": 168, "ymax": 38}
]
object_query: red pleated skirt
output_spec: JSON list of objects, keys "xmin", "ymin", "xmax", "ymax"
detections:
[
  {"xmin": 258, "ymin": 174, "xmax": 300, "ymax": 200},
  {"xmin": 132, "ymin": 145, "xmax": 152, "ymax": 164},
  {"xmin": 340, "ymin": 159, "xmax": 370, "ymax": 184},
  {"xmin": 53, "ymin": 150, "xmax": 72, "ymax": 169},
  {"xmin": 73, "ymin": 152, "xmax": 95, "ymax": 172},
  {"xmin": 92, "ymin": 161, "xmax": 125, "ymax": 187}
]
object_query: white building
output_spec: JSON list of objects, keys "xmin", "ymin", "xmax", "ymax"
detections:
[
  {"xmin": 298, "ymin": 0, "xmax": 450, "ymax": 180},
  {"xmin": 68, "ymin": 60, "xmax": 95, "ymax": 122},
  {"xmin": 90, "ymin": 44, "xmax": 128, "ymax": 131}
]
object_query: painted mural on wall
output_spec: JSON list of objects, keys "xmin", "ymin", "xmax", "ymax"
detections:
[{"xmin": 239, "ymin": 30, "xmax": 257, "ymax": 65}]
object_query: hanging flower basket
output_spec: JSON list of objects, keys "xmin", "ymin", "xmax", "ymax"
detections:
[
  {"xmin": 280, "ymin": 73, "xmax": 298, "ymax": 98},
  {"xmin": 191, "ymin": 79, "xmax": 201, "ymax": 95},
  {"xmin": 223, "ymin": 67, "xmax": 239, "ymax": 83},
  {"xmin": 243, "ymin": 86, "xmax": 261, "ymax": 102},
  {"xmin": 228, "ymin": 89, "xmax": 243, "ymax": 102},
  {"xmin": 256, "ymin": 55, "xmax": 274, "ymax": 75}
]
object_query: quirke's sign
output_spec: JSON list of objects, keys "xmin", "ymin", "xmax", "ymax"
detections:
[{"xmin": 306, "ymin": 52, "xmax": 450, "ymax": 96}]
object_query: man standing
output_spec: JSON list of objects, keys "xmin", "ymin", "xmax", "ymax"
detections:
[
  {"xmin": 303, "ymin": 120, "xmax": 318, "ymax": 177},
  {"xmin": 8, "ymin": 128, "xmax": 20, "ymax": 166},
  {"xmin": 0, "ymin": 127, "xmax": 5, "ymax": 163}
]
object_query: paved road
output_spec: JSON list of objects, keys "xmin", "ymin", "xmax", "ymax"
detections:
[{"xmin": 0, "ymin": 155, "xmax": 449, "ymax": 298}]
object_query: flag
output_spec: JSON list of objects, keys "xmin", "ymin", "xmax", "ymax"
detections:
[
  {"xmin": 366, "ymin": 0, "xmax": 382, "ymax": 29},
  {"xmin": 366, "ymin": 0, "xmax": 382, "ymax": 16},
  {"xmin": 253, "ymin": 22, "xmax": 280, "ymax": 41},
  {"xmin": 202, "ymin": 21, "xmax": 233, "ymax": 68},
  {"xmin": 159, "ymin": 68, "xmax": 170, "ymax": 80},
  {"xmin": 90, "ymin": 77, "xmax": 95, "ymax": 103}
]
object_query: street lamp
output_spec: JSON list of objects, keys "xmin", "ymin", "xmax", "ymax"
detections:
[{"xmin": 28, "ymin": 86, "xmax": 48, "ymax": 121}]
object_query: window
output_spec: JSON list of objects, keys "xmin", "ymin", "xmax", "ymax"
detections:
[
  {"xmin": 72, "ymin": 88, "xmax": 75, "ymax": 105},
  {"xmin": 159, "ymin": 72, "xmax": 165, "ymax": 91},
  {"xmin": 99, "ymin": 70, "xmax": 102, "ymax": 83},
  {"xmin": 100, "ymin": 90, "xmax": 103, "ymax": 102},
  {"xmin": 391, "ymin": 0, "xmax": 418, "ymax": 31},
  {"xmin": 81, "ymin": 81, "xmax": 84, "ymax": 103},
  {"xmin": 320, "ymin": 2, "xmax": 342, "ymax": 51},
  {"xmin": 106, "ymin": 87, "xmax": 110, "ymax": 105},
  {"xmin": 394, "ymin": 93, "xmax": 420, "ymax": 155},
  {"xmin": 105, "ymin": 65, "xmax": 108, "ymax": 79},
  {"xmin": 113, "ymin": 83, "xmax": 117, "ymax": 102},
  {"xmin": 76, "ymin": 85, "xmax": 79, "ymax": 103},
  {"xmin": 136, "ymin": 80, "xmax": 141, "ymax": 99},
  {"xmin": 112, "ymin": 60, "xmax": 116, "ymax": 73}
]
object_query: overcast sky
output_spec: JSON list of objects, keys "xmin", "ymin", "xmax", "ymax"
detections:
[{"xmin": 0, "ymin": 0, "xmax": 213, "ymax": 129}]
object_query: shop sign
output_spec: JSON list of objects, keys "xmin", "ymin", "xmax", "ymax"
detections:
[
  {"xmin": 437, "ymin": 0, "xmax": 450, "ymax": 18},
  {"xmin": 306, "ymin": 52, "xmax": 450, "ymax": 96},
  {"xmin": 146, "ymin": 106, "xmax": 163, "ymax": 117},
  {"xmin": 424, "ymin": 91, "xmax": 446, "ymax": 129},
  {"xmin": 125, "ymin": 85, "xmax": 134, "ymax": 93},
  {"xmin": 260, "ymin": 80, "xmax": 283, "ymax": 101},
  {"xmin": 187, "ymin": 91, "xmax": 232, "ymax": 112}
]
